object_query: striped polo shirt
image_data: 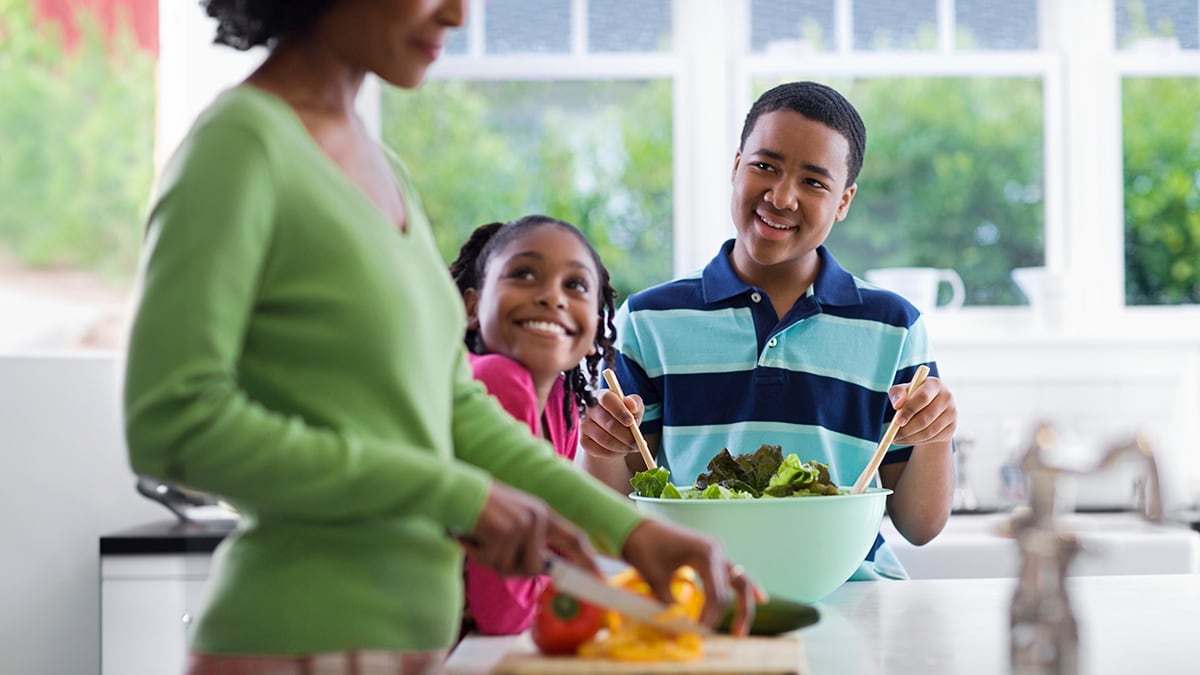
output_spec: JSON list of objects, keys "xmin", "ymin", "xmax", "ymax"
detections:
[{"xmin": 610, "ymin": 240, "xmax": 942, "ymax": 580}]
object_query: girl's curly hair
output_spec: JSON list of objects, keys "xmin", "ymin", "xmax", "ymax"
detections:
[
  {"xmin": 449, "ymin": 216, "xmax": 619, "ymax": 430},
  {"xmin": 201, "ymin": 0, "xmax": 337, "ymax": 50}
]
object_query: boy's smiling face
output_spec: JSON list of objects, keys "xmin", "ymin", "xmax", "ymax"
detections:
[{"xmin": 729, "ymin": 109, "xmax": 857, "ymax": 284}]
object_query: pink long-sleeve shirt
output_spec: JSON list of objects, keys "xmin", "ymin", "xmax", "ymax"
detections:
[{"xmin": 464, "ymin": 353, "xmax": 580, "ymax": 635}]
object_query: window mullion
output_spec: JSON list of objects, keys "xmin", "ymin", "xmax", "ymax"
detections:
[
  {"xmin": 572, "ymin": 0, "xmax": 587, "ymax": 55},
  {"xmin": 468, "ymin": 0, "xmax": 486, "ymax": 57},
  {"xmin": 1051, "ymin": 0, "xmax": 1124, "ymax": 326},
  {"xmin": 673, "ymin": 0, "xmax": 740, "ymax": 276},
  {"xmin": 835, "ymin": 0, "xmax": 853, "ymax": 53},
  {"xmin": 937, "ymin": 0, "xmax": 955, "ymax": 53}
]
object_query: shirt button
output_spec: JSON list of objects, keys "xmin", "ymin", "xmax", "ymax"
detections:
[
  {"xmin": 768, "ymin": 337, "xmax": 778, "ymax": 348},
  {"xmin": 750, "ymin": 292, "xmax": 762, "ymax": 303}
]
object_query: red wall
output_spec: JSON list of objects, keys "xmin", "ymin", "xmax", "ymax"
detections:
[{"xmin": 34, "ymin": 0, "xmax": 157, "ymax": 54}]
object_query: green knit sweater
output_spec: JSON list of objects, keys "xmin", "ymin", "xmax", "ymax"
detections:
[{"xmin": 123, "ymin": 86, "xmax": 643, "ymax": 655}]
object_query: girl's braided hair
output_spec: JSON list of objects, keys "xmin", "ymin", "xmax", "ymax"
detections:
[{"xmin": 449, "ymin": 216, "xmax": 618, "ymax": 430}]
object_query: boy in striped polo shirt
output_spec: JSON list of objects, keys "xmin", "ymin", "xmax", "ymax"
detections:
[{"xmin": 580, "ymin": 81, "xmax": 957, "ymax": 580}]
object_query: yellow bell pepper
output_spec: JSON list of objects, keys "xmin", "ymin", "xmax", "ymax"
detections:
[{"xmin": 577, "ymin": 566, "xmax": 705, "ymax": 662}]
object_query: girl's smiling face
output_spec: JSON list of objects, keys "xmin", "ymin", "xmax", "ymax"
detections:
[{"xmin": 464, "ymin": 224, "xmax": 601, "ymax": 385}]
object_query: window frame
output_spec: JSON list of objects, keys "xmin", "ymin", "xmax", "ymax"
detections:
[
  {"xmin": 157, "ymin": 0, "xmax": 1200, "ymax": 348},
  {"xmin": 1109, "ymin": 1, "xmax": 1200, "ymax": 335},
  {"xmin": 727, "ymin": 0, "xmax": 1200, "ymax": 340}
]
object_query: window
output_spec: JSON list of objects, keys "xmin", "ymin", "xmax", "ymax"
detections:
[
  {"xmin": 384, "ymin": 0, "xmax": 676, "ymax": 302},
  {"xmin": 740, "ymin": 0, "xmax": 1200, "ymax": 335},
  {"xmin": 0, "ymin": 0, "xmax": 156, "ymax": 350},
  {"xmin": 383, "ymin": 80, "xmax": 672, "ymax": 301},
  {"xmin": 5, "ymin": 0, "xmax": 1199, "ymax": 353},
  {"xmin": 1116, "ymin": 0, "xmax": 1200, "ymax": 305},
  {"xmin": 742, "ymin": 0, "xmax": 1049, "ymax": 308},
  {"xmin": 794, "ymin": 75, "xmax": 1045, "ymax": 307}
]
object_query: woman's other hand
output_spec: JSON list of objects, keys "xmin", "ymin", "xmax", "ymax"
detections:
[
  {"xmin": 462, "ymin": 481, "xmax": 599, "ymax": 577},
  {"xmin": 620, "ymin": 519, "xmax": 761, "ymax": 636}
]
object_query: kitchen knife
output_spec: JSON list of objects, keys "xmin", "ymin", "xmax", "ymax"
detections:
[{"xmin": 543, "ymin": 555, "xmax": 714, "ymax": 636}]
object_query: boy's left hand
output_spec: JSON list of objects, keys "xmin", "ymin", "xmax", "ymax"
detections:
[{"xmin": 888, "ymin": 375, "xmax": 956, "ymax": 447}]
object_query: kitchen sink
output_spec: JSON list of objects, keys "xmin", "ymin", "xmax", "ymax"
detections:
[{"xmin": 881, "ymin": 512, "xmax": 1200, "ymax": 579}]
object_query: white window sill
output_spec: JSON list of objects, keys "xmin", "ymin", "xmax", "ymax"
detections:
[{"xmin": 924, "ymin": 307, "xmax": 1200, "ymax": 347}]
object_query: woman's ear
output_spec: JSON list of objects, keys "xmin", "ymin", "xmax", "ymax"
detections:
[{"xmin": 462, "ymin": 288, "xmax": 480, "ymax": 330}]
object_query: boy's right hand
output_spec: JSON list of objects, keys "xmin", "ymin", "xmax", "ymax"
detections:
[{"xmin": 580, "ymin": 389, "xmax": 645, "ymax": 460}]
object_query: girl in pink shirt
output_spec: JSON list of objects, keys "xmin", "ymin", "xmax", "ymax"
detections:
[{"xmin": 449, "ymin": 215, "xmax": 618, "ymax": 635}]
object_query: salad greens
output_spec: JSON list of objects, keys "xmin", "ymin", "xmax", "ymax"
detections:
[
  {"xmin": 631, "ymin": 444, "xmax": 844, "ymax": 500},
  {"xmin": 630, "ymin": 466, "xmax": 670, "ymax": 498}
]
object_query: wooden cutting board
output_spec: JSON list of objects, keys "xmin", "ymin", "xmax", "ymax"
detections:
[{"xmin": 492, "ymin": 634, "xmax": 808, "ymax": 674}]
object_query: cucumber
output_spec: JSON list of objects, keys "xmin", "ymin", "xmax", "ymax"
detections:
[{"xmin": 718, "ymin": 597, "xmax": 821, "ymax": 636}]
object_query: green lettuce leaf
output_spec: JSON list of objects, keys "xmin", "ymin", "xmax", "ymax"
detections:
[
  {"xmin": 737, "ymin": 444, "xmax": 784, "ymax": 490},
  {"xmin": 767, "ymin": 453, "xmax": 819, "ymax": 490},
  {"xmin": 764, "ymin": 455, "xmax": 840, "ymax": 496},
  {"xmin": 698, "ymin": 484, "xmax": 751, "ymax": 499},
  {"xmin": 695, "ymin": 444, "xmax": 784, "ymax": 493},
  {"xmin": 630, "ymin": 467, "xmax": 671, "ymax": 497}
]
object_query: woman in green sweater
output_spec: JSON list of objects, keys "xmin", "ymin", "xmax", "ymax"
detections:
[{"xmin": 123, "ymin": 1, "xmax": 754, "ymax": 673}]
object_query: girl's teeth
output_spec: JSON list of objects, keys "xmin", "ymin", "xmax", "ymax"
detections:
[{"xmin": 523, "ymin": 320, "xmax": 565, "ymax": 335}]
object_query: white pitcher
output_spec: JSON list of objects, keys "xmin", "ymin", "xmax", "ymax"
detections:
[{"xmin": 864, "ymin": 267, "xmax": 965, "ymax": 315}]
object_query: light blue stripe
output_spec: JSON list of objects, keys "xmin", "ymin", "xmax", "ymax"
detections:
[
  {"xmin": 622, "ymin": 307, "xmax": 758, "ymax": 378},
  {"xmin": 761, "ymin": 314, "xmax": 907, "ymax": 390},
  {"xmin": 642, "ymin": 402, "xmax": 663, "ymax": 425},
  {"xmin": 898, "ymin": 316, "xmax": 937, "ymax": 368},
  {"xmin": 661, "ymin": 422, "xmax": 895, "ymax": 487},
  {"xmin": 757, "ymin": 314, "xmax": 935, "ymax": 389}
]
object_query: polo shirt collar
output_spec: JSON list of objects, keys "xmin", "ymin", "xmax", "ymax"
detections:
[{"xmin": 701, "ymin": 239, "xmax": 863, "ymax": 307}]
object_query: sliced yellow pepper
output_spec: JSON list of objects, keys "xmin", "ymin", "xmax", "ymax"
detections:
[{"xmin": 578, "ymin": 567, "xmax": 705, "ymax": 662}]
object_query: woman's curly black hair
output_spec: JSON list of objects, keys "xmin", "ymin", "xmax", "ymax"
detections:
[
  {"xmin": 449, "ymin": 216, "xmax": 619, "ymax": 430},
  {"xmin": 201, "ymin": 0, "xmax": 337, "ymax": 50}
]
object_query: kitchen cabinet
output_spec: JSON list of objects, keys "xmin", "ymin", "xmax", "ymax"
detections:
[{"xmin": 99, "ymin": 521, "xmax": 231, "ymax": 675}]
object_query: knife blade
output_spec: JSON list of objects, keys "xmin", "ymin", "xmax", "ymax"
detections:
[{"xmin": 543, "ymin": 555, "xmax": 713, "ymax": 636}]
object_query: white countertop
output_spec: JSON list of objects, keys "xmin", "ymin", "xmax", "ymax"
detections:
[{"xmin": 446, "ymin": 574, "xmax": 1200, "ymax": 674}]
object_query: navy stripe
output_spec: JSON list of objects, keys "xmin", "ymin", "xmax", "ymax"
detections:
[
  {"xmin": 654, "ymin": 369, "xmax": 889, "ymax": 443},
  {"xmin": 833, "ymin": 287, "xmax": 921, "ymax": 328},
  {"xmin": 626, "ymin": 276, "xmax": 708, "ymax": 312},
  {"xmin": 866, "ymin": 532, "xmax": 884, "ymax": 562}
]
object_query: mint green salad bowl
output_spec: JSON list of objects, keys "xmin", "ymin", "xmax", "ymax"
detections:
[{"xmin": 630, "ymin": 487, "xmax": 892, "ymax": 604}]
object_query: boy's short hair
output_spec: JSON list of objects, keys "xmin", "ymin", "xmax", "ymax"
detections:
[{"xmin": 739, "ymin": 81, "xmax": 867, "ymax": 188}]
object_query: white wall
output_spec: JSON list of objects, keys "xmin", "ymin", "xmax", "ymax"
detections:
[
  {"xmin": 934, "ymin": 334, "xmax": 1200, "ymax": 513},
  {"xmin": 0, "ymin": 353, "xmax": 162, "ymax": 675},
  {"xmin": 156, "ymin": 3, "xmax": 265, "ymax": 172}
]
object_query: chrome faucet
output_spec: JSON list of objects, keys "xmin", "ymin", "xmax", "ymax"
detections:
[
  {"xmin": 1009, "ymin": 423, "xmax": 1162, "ymax": 675},
  {"xmin": 952, "ymin": 436, "xmax": 980, "ymax": 513}
]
